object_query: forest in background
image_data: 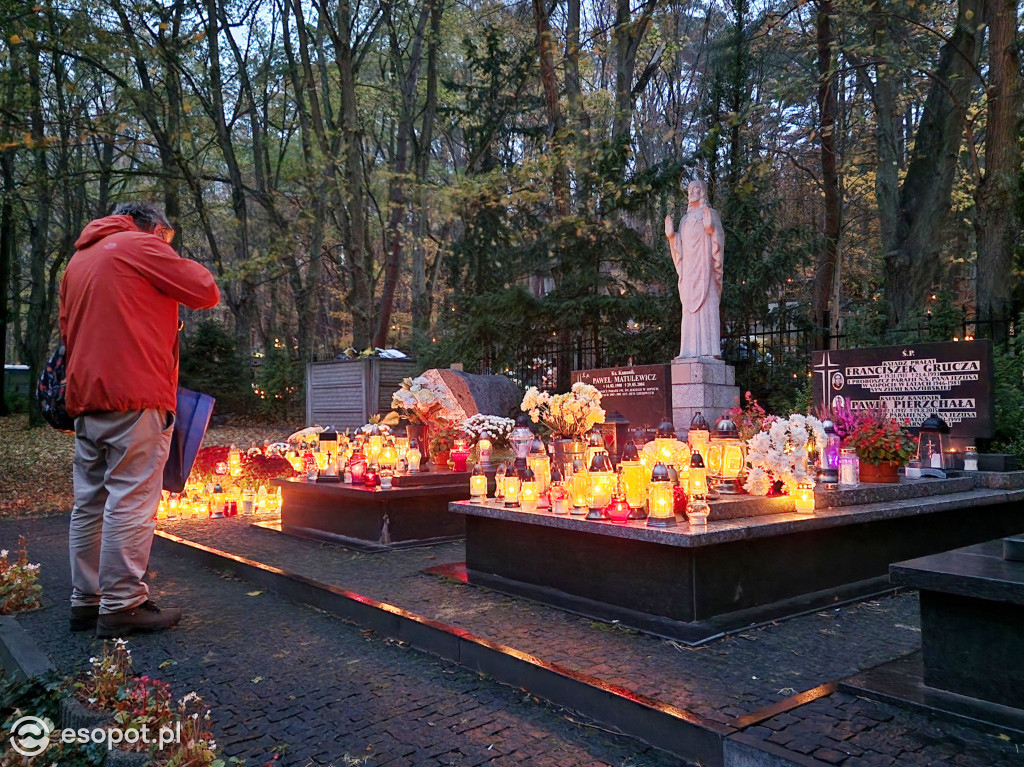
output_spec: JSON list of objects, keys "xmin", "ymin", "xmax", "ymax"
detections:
[{"xmin": 1, "ymin": 0, "xmax": 1022, "ymax": 432}]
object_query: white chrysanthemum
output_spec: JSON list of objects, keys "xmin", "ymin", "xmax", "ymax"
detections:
[{"xmin": 743, "ymin": 466, "xmax": 773, "ymax": 495}]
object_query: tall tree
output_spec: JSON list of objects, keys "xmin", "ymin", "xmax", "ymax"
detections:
[
  {"xmin": 812, "ymin": 0, "xmax": 842, "ymax": 347},
  {"xmin": 882, "ymin": 0, "xmax": 987, "ymax": 325},
  {"xmin": 973, "ymin": 0, "xmax": 1021, "ymax": 337}
]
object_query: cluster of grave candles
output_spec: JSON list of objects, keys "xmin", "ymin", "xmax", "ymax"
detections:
[{"xmin": 467, "ymin": 418, "xmax": 723, "ymax": 527}]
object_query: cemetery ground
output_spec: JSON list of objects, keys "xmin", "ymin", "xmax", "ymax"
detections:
[{"xmin": 2, "ymin": 414, "xmax": 1024, "ymax": 765}]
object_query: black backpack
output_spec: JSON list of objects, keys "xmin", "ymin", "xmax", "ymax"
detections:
[{"xmin": 37, "ymin": 343, "xmax": 74, "ymax": 432}]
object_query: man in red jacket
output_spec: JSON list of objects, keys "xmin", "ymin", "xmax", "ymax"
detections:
[{"xmin": 59, "ymin": 202, "xmax": 220, "ymax": 637}]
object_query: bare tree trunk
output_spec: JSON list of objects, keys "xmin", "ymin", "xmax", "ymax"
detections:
[
  {"xmin": 23, "ymin": 48, "xmax": 54, "ymax": 425},
  {"xmin": 203, "ymin": 0, "xmax": 258, "ymax": 359},
  {"xmin": 532, "ymin": 0, "xmax": 568, "ymax": 217},
  {"xmin": 883, "ymin": 0, "xmax": 987, "ymax": 325},
  {"xmin": 974, "ymin": 0, "xmax": 1021, "ymax": 340},
  {"xmin": 867, "ymin": 0, "xmax": 900, "ymax": 258},
  {"xmin": 812, "ymin": 0, "xmax": 841, "ymax": 349},
  {"xmin": 334, "ymin": 0, "xmax": 374, "ymax": 349},
  {"xmin": 611, "ymin": 0, "xmax": 658, "ymax": 177},
  {"xmin": 411, "ymin": 0, "xmax": 443, "ymax": 353},
  {"xmin": 0, "ymin": 149, "xmax": 13, "ymax": 417},
  {"xmin": 373, "ymin": 1, "xmax": 434, "ymax": 349}
]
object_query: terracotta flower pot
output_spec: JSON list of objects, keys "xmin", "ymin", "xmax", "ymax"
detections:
[{"xmin": 859, "ymin": 460, "xmax": 900, "ymax": 483}]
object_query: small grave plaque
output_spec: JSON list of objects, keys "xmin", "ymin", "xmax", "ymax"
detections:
[
  {"xmin": 572, "ymin": 364, "xmax": 671, "ymax": 433},
  {"xmin": 812, "ymin": 340, "xmax": 994, "ymax": 441}
]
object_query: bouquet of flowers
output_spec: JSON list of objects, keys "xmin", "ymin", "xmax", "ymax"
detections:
[
  {"xmin": 744, "ymin": 413, "xmax": 827, "ymax": 496},
  {"xmin": 392, "ymin": 376, "xmax": 455, "ymax": 426},
  {"xmin": 460, "ymin": 414, "xmax": 515, "ymax": 448},
  {"xmin": 521, "ymin": 382, "xmax": 605, "ymax": 441},
  {"xmin": 844, "ymin": 407, "xmax": 917, "ymax": 466},
  {"xmin": 429, "ymin": 424, "xmax": 461, "ymax": 459},
  {"xmin": 814, "ymin": 398, "xmax": 858, "ymax": 440},
  {"xmin": 728, "ymin": 391, "xmax": 773, "ymax": 442},
  {"xmin": 189, "ymin": 445, "xmax": 297, "ymax": 491}
]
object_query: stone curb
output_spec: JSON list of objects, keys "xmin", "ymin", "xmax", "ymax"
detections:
[
  {"xmin": 0, "ymin": 614, "xmax": 56, "ymax": 683},
  {"xmin": 725, "ymin": 732, "xmax": 832, "ymax": 767},
  {"xmin": 153, "ymin": 530, "xmax": 735, "ymax": 766}
]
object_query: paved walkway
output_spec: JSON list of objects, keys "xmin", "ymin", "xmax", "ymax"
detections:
[
  {"xmin": 4, "ymin": 513, "xmax": 1024, "ymax": 766},
  {"xmin": 3, "ymin": 515, "xmax": 679, "ymax": 766}
]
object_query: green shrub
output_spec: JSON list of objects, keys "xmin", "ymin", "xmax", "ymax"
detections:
[{"xmin": 179, "ymin": 321, "xmax": 252, "ymax": 416}]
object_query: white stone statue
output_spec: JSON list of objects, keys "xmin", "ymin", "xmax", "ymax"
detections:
[{"xmin": 665, "ymin": 179, "xmax": 724, "ymax": 360}]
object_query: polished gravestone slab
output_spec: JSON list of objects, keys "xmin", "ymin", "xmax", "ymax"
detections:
[
  {"xmin": 888, "ymin": 539, "xmax": 1024, "ymax": 710},
  {"xmin": 273, "ymin": 472, "xmax": 473, "ymax": 551},
  {"xmin": 449, "ymin": 484, "xmax": 1024, "ymax": 643}
]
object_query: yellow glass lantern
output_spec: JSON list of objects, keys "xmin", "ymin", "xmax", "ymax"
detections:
[
  {"xmin": 795, "ymin": 478, "xmax": 816, "ymax": 513},
  {"xmin": 688, "ymin": 450, "xmax": 708, "ymax": 497},
  {"xmin": 366, "ymin": 428, "xmax": 384, "ymax": 467},
  {"xmin": 687, "ymin": 412, "xmax": 711, "ymax": 457},
  {"xmin": 571, "ymin": 458, "xmax": 590, "ymax": 515},
  {"xmin": 707, "ymin": 416, "xmax": 746, "ymax": 493},
  {"xmin": 685, "ymin": 451, "xmax": 711, "ymax": 525},
  {"xmin": 520, "ymin": 467, "xmax": 539, "ymax": 511},
  {"xmin": 549, "ymin": 467, "xmax": 569, "ymax": 514},
  {"xmin": 228, "ymin": 444, "xmax": 243, "ymax": 477},
  {"xmin": 379, "ymin": 439, "xmax": 399, "ymax": 471},
  {"xmin": 586, "ymin": 452, "xmax": 615, "ymax": 519},
  {"xmin": 646, "ymin": 462, "xmax": 676, "ymax": 527},
  {"xmin": 527, "ymin": 437, "xmax": 550, "ymax": 493},
  {"xmin": 653, "ymin": 419, "xmax": 679, "ymax": 463},
  {"xmin": 619, "ymin": 442, "xmax": 649, "ymax": 517},
  {"xmin": 503, "ymin": 466, "xmax": 522, "ymax": 508},
  {"xmin": 585, "ymin": 428, "xmax": 606, "ymax": 467},
  {"xmin": 469, "ymin": 464, "xmax": 488, "ymax": 499}
]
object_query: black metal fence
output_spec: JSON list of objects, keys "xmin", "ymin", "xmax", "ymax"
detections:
[{"xmin": 477, "ymin": 313, "xmax": 1018, "ymax": 393}]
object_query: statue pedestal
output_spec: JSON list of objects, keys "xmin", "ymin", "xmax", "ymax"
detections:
[{"xmin": 671, "ymin": 358, "xmax": 740, "ymax": 434}]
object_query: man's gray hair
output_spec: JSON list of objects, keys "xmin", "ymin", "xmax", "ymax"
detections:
[{"xmin": 111, "ymin": 202, "xmax": 170, "ymax": 233}]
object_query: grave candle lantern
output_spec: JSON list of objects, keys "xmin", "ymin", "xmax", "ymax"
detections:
[
  {"xmin": 526, "ymin": 437, "xmax": 550, "ymax": 493},
  {"xmin": 379, "ymin": 439, "xmax": 399, "ymax": 471},
  {"xmin": 477, "ymin": 430, "xmax": 493, "ymax": 470},
  {"xmin": 619, "ymin": 441, "xmax": 649, "ymax": 515},
  {"xmin": 586, "ymin": 452, "xmax": 615, "ymax": 519},
  {"xmin": 510, "ymin": 414, "xmax": 535, "ymax": 469},
  {"xmin": 794, "ymin": 478, "xmax": 816, "ymax": 513},
  {"xmin": 687, "ymin": 412, "xmax": 711, "ymax": 457},
  {"xmin": 571, "ymin": 458, "xmax": 590, "ymax": 515},
  {"xmin": 549, "ymin": 467, "xmax": 569, "ymax": 514},
  {"xmin": 917, "ymin": 413, "xmax": 951, "ymax": 470},
  {"xmin": 503, "ymin": 465, "xmax": 521, "ymax": 508},
  {"xmin": 520, "ymin": 466, "xmax": 538, "ymax": 511},
  {"xmin": 646, "ymin": 462, "xmax": 676, "ymax": 527},
  {"xmin": 469, "ymin": 464, "xmax": 488, "ymax": 499},
  {"xmin": 707, "ymin": 416, "xmax": 746, "ymax": 493},
  {"xmin": 451, "ymin": 437, "xmax": 471, "ymax": 473}
]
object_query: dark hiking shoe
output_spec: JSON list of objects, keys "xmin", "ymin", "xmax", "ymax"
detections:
[
  {"xmin": 70, "ymin": 605, "xmax": 100, "ymax": 632},
  {"xmin": 95, "ymin": 601, "xmax": 182, "ymax": 638}
]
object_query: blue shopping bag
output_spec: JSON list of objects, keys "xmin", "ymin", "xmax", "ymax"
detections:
[{"xmin": 163, "ymin": 387, "xmax": 216, "ymax": 493}]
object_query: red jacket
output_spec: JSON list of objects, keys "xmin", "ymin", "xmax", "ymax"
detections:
[{"xmin": 59, "ymin": 215, "xmax": 220, "ymax": 417}]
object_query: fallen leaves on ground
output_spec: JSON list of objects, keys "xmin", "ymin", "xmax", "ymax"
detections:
[{"xmin": 0, "ymin": 415, "xmax": 296, "ymax": 518}]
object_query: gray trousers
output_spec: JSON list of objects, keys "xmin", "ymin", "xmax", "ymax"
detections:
[{"xmin": 70, "ymin": 409, "xmax": 173, "ymax": 613}]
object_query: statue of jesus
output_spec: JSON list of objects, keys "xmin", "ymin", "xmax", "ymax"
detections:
[{"xmin": 665, "ymin": 179, "xmax": 724, "ymax": 360}]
